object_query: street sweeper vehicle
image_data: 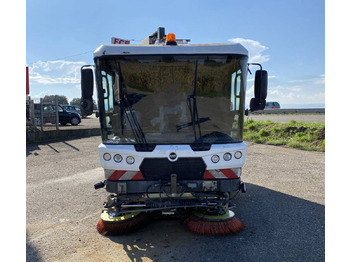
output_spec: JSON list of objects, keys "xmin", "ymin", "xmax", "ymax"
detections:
[{"xmin": 80, "ymin": 27, "xmax": 268, "ymax": 236}]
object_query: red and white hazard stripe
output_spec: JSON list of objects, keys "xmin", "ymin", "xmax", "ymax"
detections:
[
  {"xmin": 105, "ymin": 169, "xmax": 144, "ymax": 181},
  {"xmin": 203, "ymin": 168, "xmax": 240, "ymax": 179},
  {"xmin": 105, "ymin": 168, "xmax": 240, "ymax": 180}
]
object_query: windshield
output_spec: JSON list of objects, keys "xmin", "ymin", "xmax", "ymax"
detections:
[{"xmin": 95, "ymin": 54, "xmax": 247, "ymax": 148}]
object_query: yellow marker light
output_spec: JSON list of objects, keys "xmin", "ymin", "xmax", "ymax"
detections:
[{"xmin": 166, "ymin": 33, "xmax": 177, "ymax": 45}]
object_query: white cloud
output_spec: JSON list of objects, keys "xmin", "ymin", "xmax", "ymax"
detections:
[
  {"xmin": 268, "ymin": 75, "xmax": 325, "ymax": 106},
  {"xmin": 31, "ymin": 90, "xmax": 53, "ymax": 100},
  {"xmin": 245, "ymin": 74, "xmax": 325, "ymax": 107},
  {"xmin": 291, "ymin": 87, "xmax": 302, "ymax": 92},
  {"xmin": 228, "ymin": 38, "xmax": 269, "ymax": 63},
  {"xmin": 246, "ymin": 85, "xmax": 254, "ymax": 96},
  {"xmin": 248, "ymin": 75, "xmax": 276, "ymax": 82},
  {"xmin": 29, "ymin": 60, "xmax": 86, "ymax": 85},
  {"xmin": 288, "ymin": 74, "xmax": 325, "ymax": 85},
  {"xmin": 27, "ymin": 59, "xmax": 88, "ymax": 101}
]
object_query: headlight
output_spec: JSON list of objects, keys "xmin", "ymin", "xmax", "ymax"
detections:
[
  {"xmin": 211, "ymin": 155, "xmax": 220, "ymax": 163},
  {"xmin": 223, "ymin": 153, "xmax": 232, "ymax": 161},
  {"xmin": 103, "ymin": 153, "xmax": 111, "ymax": 161},
  {"xmin": 126, "ymin": 156, "xmax": 135, "ymax": 165},
  {"xmin": 234, "ymin": 151, "xmax": 242, "ymax": 159},
  {"xmin": 114, "ymin": 154, "xmax": 123, "ymax": 163}
]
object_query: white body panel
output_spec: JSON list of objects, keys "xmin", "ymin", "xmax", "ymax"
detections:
[
  {"xmin": 98, "ymin": 142, "xmax": 246, "ymax": 172},
  {"xmin": 94, "ymin": 43, "xmax": 248, "ymax": 58}
]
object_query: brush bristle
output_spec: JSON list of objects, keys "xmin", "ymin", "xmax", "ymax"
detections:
[
  {"xmin": 97, "ymin": 212, "xmax": 148, "ymax": 236},
  {"xmin": 186, "ymin": 215, "xmax": 244, "ymax": 235}
]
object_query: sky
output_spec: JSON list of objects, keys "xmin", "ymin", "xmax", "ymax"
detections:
[{"xmin": 26, "ymin": 0, "xmax": 325, "ymax": 107}]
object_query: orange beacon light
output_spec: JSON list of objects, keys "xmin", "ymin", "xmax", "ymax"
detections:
[{"xmin": 166, "ymin": 33, "xmax": 177, "ymax": 45}]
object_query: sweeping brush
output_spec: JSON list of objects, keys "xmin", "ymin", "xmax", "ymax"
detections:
[
  {"xmin": 97, "ymin": 210, "xmax": 149, "ymax": 236},
  {"xmin": 186, "ymin": 209, "xmax": 244, "ymax": 235}
]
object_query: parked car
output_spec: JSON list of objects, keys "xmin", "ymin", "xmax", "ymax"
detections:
[
  {"xmin": 42, "ymin": 104, "xmax": 81, "ymax": 126},
  {"xmin": 61, "ymin": 104, "xmax": 82, "ymax": 116},
  {"xmin": 265, "ymin": 101, "xmax": 281, "ymax": 109},
  {"xmin": 33, "ymin": 104, "xmax": 55, "ymax": 125}
]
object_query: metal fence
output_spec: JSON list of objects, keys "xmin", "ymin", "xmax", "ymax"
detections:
[{"xmin": 26, "ymin": 96, "xmax": 60, "ymax": 131}]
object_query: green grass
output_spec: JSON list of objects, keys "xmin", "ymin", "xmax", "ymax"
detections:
[{"xmin": 244, "ymin": 119, "xmax": 325, "ymax": 152}]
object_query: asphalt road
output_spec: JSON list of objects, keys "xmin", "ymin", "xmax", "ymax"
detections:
[{"xmin": 26, "ymin": 135, "xmax": 325, "ymax": 261}]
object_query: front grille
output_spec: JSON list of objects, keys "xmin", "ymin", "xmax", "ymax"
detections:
[{"xmin": 139, "ymin": 158, "xmax": 207, "ymax": 180}]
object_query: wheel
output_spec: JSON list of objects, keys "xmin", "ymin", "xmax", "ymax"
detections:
[{"xmin": 70, "ymin": 116, "xmax": 80, "ymax": 126}]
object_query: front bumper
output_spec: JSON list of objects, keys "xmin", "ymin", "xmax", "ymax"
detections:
[{"xmin": 105, "ymin": 177, "xmax": 241, "ymax": 195}]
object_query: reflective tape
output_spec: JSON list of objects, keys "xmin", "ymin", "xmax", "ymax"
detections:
[
  {"xmin": 105, "ymin": 169, "xmax": 144, "ymax": 180},
  {"xmin": 105, "ymin": 168, "xmax": 239, "ymax": 181},
  {"xmin": 203, "ymin": 168, "xmax": 240, "ymax": 179}
]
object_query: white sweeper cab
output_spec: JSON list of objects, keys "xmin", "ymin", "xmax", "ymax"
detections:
[{"xmin": 81, "ymin": 27, "xmax": 268, "ymax": 236}]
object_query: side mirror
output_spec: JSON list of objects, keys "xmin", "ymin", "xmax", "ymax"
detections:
[
  {"xmin": 250, "ymin": 69, "xmax": 268, "ymax": 111},
  {"xmin": 80, "ymin": 66, "xmax": 94, "ymax": 116}
]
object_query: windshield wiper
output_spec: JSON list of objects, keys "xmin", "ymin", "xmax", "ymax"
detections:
[
  {"xmin": 176, "ymin": 117, "xmax": 210, "ymax": 132},
  {"xmin": 187, "ymin": 59, "xmax": 206, "ymax": 147},
  {"xmin": 117, "ymin": 62, "xmax": 148, "ymax": 147},
  {"xmin": 120, "ymin": 97, "xmax": 147, "ymax": 146}
]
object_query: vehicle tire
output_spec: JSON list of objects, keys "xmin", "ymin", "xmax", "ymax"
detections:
[{"xmin": 70, "ymin": 116, "xmax": 80, "ymax": 126}]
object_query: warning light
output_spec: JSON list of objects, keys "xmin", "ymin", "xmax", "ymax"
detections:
[{"xmin": 166, "ymin": 33, "xmax": 177, "ymax": 45}]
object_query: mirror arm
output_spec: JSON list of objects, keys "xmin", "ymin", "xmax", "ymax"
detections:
[{"xmin": 248, "ymin": 63, "xmax": 262, "ymax": 71}]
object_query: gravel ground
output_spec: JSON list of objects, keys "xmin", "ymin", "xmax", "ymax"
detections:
[{"xmin": 26, "ymin": 135, "xmax": 325, "ymax": 261}]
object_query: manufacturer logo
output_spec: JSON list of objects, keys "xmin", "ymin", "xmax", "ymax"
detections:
[{"xmin": 169, "ymin": 152, "xmax": 177, "ymax": 160}]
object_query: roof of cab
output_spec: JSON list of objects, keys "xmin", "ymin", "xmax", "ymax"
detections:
[{"xmin": 93, "ymin": 43, "xmax": 248, "ymax": 58}]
